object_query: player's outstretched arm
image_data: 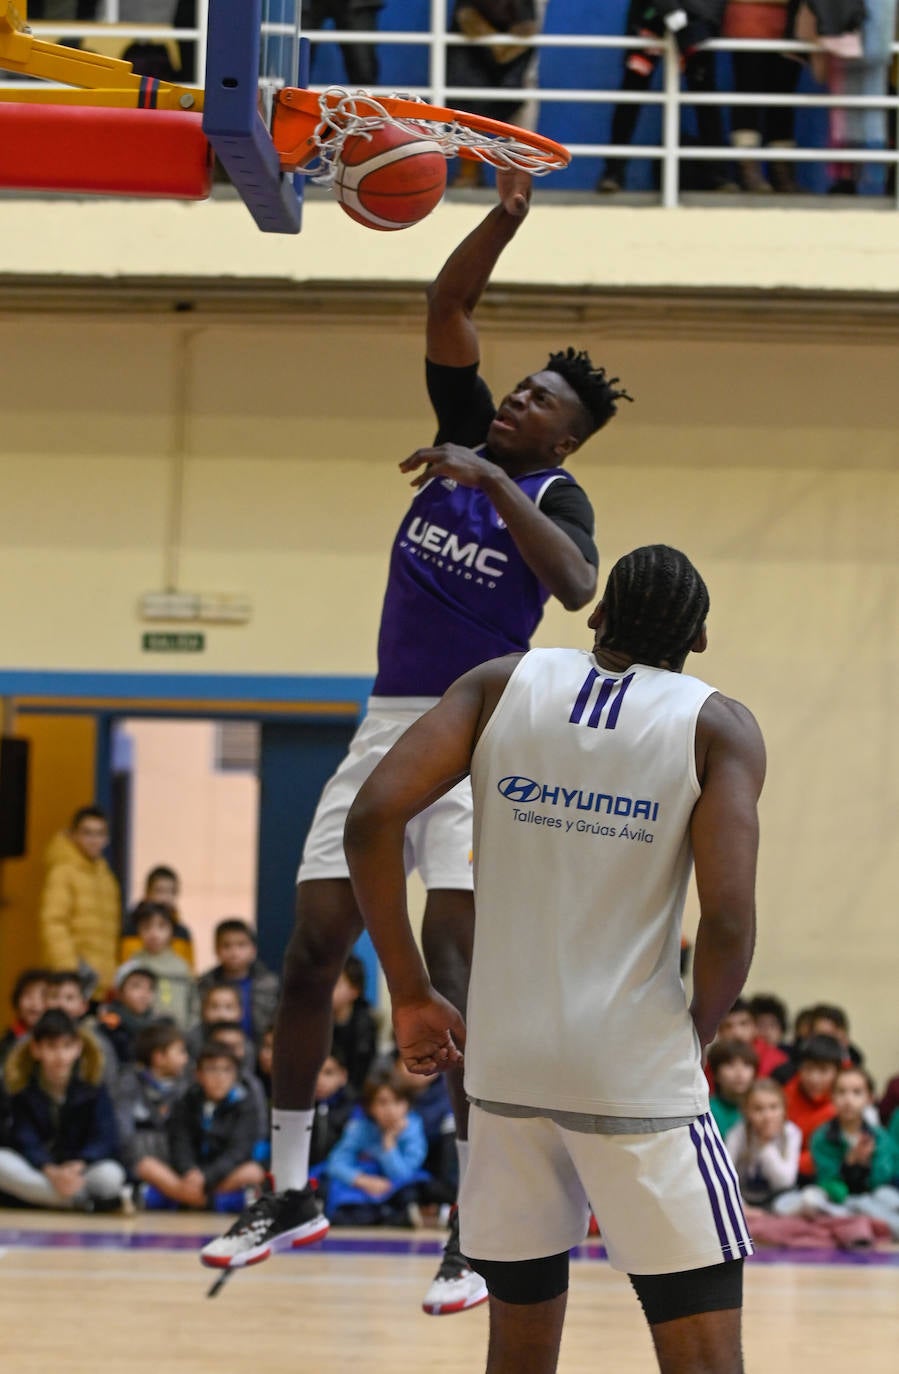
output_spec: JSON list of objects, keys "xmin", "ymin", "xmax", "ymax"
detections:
[
  {"xmin": 426, "ymin": 177, "xmax": 532, "ymax": 368},
  {"xmin": 344, "ymin": 659, "xmax": 516, "ymax": 1069},
  {"xmin": 689, "ymin": 694, "xmax": 767, "ymax": 1051}
]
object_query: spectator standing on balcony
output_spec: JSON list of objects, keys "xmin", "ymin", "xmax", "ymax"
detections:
[
  {"xmin": 302, "ymin": 0, "xmax": 384, "ymax": 88},
  {"xmin": 39, "ymin": 806, "xmax": 121, "ymax": 1000},
  {"xmin": 819, "ymin": 0, "xmax": 897, "ymax": 194},
  {"xmin": 26, "ymin": 1, "xmax": 100, "ymax": 48},
  {"xmin": 27, "ymin": 1, "xmax": 98, "ymax": 15},
  {"xmin": 723, "ymin": 0, "xmax": 801, "ymax": 192},
  {"xmin": 112, "ymin": 2, "xmax": 182, "ymax": 84},
  {"xmin": 447, "ymin": 2, "xmax": 545, "ymax": 189},
  {"xmin": 597, "ymin": 1, "xmax": 732, "ymax": 194}
]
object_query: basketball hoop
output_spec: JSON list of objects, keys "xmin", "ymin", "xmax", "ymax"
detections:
[{"xmin": 273, "ymin": 87, "xmax": 570, "ymax": 185}]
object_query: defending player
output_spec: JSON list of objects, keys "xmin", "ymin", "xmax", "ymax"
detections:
[
  {"xmin": 201, "ymin": 177, "xmax": 631, "ymax": 1315},
  {"xmin": 346, "ymin": 546, "xmax": 765, "ymax": 1373}
]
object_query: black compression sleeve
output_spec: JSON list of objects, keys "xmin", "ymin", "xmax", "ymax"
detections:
[
  {"xmin": 426, "ymin": 358, "xmax": 496, "ymax": 447},
  {"xmin": 539, "ymin": 482, "xmax": 599, "ymax": 567},
  {"xmin": 630, "ymin": 1259, "xmax": 744, "ymax": 1326}
]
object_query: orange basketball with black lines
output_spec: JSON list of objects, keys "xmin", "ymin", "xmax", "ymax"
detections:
[{"xmin": 333, "ymin": 124, "xmax": 447, "ymax": 231}]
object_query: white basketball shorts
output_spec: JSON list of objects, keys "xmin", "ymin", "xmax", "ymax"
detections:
[
  {"xmin": 460, "ymin": 1106, "xmax": 753, "ymax": 1275},
  {"xmin": 297, "ymin": 697, "xmax": 474, "ymax": 890}
]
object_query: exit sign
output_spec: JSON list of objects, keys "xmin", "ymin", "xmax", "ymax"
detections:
[{"xmin": 142, "ymin": 632, "xmax": 205, "ymax": 653}]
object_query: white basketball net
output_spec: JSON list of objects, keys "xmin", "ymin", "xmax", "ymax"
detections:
[{"xmin": 299, "ymin": 88, "xmax": 563, "ymax": 186}]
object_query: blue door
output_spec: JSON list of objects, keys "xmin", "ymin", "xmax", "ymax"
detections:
[{"xmin": 256, "ymin": 718, "xmax": 380, "ymax": 1003}]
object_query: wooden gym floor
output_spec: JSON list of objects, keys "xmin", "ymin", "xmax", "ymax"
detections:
[{"xmin": 1, "ymin": 1210, "xmax": 897, "ymax": 1373}]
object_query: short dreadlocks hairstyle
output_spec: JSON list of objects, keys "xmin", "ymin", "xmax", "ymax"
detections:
[
  {"xmin": 600, "ymin": 545, "xmax": 709, "ymax": 667},
  {"xmin": 546, "ymin": 348, "xmax": 633, "ymax": 437}
]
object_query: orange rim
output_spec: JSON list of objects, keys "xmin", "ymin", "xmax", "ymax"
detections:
[{"xmin": 273, "ymin": 87, "xmax": 570, "ymax": 173}]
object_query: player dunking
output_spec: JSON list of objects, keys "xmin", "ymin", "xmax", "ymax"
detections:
[
  {"xmin": 201, "ymin": 176, "xmax": 631, "ymax": 1313},
  {"xmin": 346, "ymin": 546, "xmax": 766, "ymax": 1373}
]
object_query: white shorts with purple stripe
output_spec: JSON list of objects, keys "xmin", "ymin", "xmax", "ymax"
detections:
[
  {"xmin": 460, "ymin": 1106, "xmax": 753, "ymax": 1275},
  {"xmin": 297, "ymin": 699, "xmax": 474, "ymax": 890}
]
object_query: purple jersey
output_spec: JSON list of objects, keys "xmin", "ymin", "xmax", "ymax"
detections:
[{"xmin": 373, "ymin": 466, "xmax": 576, "ymax": 697}]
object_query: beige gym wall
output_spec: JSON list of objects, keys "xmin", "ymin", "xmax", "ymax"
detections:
[{"xmin": 0, "ymin": 306, "xmax": 896, "ymax": 1078}]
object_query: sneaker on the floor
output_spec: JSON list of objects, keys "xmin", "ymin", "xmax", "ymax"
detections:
[
  {"xmin": 200, "ymin": 1185, "xmax": 329, "ymax": 1270},
  {"xmin": 422, "ymin": 1210, "xmax": 489, "ymax": 1316}
]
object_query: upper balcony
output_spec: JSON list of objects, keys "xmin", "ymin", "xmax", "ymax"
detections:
[{"xmin": 2, "ymin": 2, "xmax": 898, "ymax": 300}]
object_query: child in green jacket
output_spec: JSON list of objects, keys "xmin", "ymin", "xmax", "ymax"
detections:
[{"xmin": 811, "ymin": 1066, "xmax": 899, "ymax": 1238}]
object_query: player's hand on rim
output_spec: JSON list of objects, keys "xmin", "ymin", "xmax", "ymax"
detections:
[
  {"xmin": 400, "ymin": 443, "xmax": 499, "ymax": 490},
  {"xmin": 392, "ymin": 988, "xmax": 466, "ymax": 1076}
]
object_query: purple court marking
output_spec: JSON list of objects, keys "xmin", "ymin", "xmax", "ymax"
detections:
[{"xmin": 0, "ymin": 1227, "xmax": 897, "ymax": 1267}]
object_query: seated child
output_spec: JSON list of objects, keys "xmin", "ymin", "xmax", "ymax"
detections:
[
  {"xmin": 113, "ymin": 1022, "xmax": 190, "ymax": 1208},
  {"xmin": 390, "ymin": 1053, "xmax": 457, "ymax": 1205},
  {"xmin": 185, "ymin": 983, "xmax": 245, "ymax": 1062},
  {"xmin": 808, "ymin": 1066, "xmax": 899, "ymax": 1238},
  {"xmin": 0, "ymin": 970, "xmax": 48, "ymax": 1145},
  {"xmin": 257, "ymin": 1025, "xmax": 274, "ymax": 1108},
  {"xmin": 324, "ymin": 1072, "xmax": 429, "ymax": 1226},
  {"xmin": 770, "ymin": 1004, "xmax": 818, "ymax": 1085},
  {"xmin": 0, "ymin": 969, "xmax": 47, "ymax": 1068},
  {"xmin": 117, "ymin": 902, "xmax": 196, "ymax": 1030},
  {"xmin": 880, "ymin": 1067, "xmax": 899, "ymax": 1130},
  {"xmin": 44, "ymin": 970, "xmax": 118, "ymax": 1090},
  {"xmin": 714, "ymin": 998, "xmax": 788, "ymax": 1079},
  {"xmin": 783, "ymin": 1034, "xmax": 842, "ymax": 1180},
  {"xmin": 725, "ymin": 1078, "xmax": 801, "ymax": 1211},
  {"xmin": 166, "ymin": 1044, "xmax": 265, "ymax": 1212},
  {"xmin": 708, "ymin": 1039, "xmax": 758, "ymax": 1139},
  {"xmin": 120, "ymin": 865, "xmax": 195, "ymax": 968},
  {"xmin": 310, "ymin": 1048, "xmax": 356, "ymax": 1179},
  {"xmin": 204, "ymin": 1021, "xmax": 269, "ymax": 1148},
  {"xmin": 197, "ymin": 919, "xmax": 279, "ymax": 1045},
  {"xmin": 748, "ymin": 994, "xmax": 790, "ymax": 1055},
  {"xmin": 791, "ymin": 1007, "xmax": 816, "ymax": 1044},
  {"xmin": 331, "ymin": 954, "xmax": 378, "ymax": 1093},
  {"xmin": 808, "ymin": 1003, "xmax": 864, "ymax": 1067},
  {"xmin": 0, "ymin": 1009, "xmax": 125, "ymax": 1210},
  {"xmin": 97, "ymin": 966, "xmax": 160, "ymax": 1066}
]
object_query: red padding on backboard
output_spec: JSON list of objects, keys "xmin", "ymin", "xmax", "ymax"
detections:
[{"xmin": 0, "ymin": 105, "xmax": 213, "ymax": 199}]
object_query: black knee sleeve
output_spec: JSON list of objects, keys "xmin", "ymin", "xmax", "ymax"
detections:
[
  {"xmin": 467, "ymin": 1251, "xmax": 570, "ymax": 1306},
  {"xmin": 629, "ymin": 1258, "xmax": 744, "ymax": 1326}
]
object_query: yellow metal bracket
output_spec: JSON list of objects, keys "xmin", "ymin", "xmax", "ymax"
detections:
[{"xmin": 0, "ymin": 0, "xmax": 204, "ymax": 111}]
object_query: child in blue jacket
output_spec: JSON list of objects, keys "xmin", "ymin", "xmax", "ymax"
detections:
[{"xmin": 325, "ymin": 1072, "xmax": 430, "ymax": 1225}]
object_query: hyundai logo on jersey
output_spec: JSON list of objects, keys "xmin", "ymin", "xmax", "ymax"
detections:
[
  {"xmin": 497, "ymin": 775, "xmax": 543, "ymax": 803},
  {"xmin": 497, "ymin": 775, "xmax": 661, "ymax": 820}
]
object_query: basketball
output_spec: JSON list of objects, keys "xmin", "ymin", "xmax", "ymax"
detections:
[{"xmin": 332, "ymin": 124, "xmax": 447, "ymax": 232}]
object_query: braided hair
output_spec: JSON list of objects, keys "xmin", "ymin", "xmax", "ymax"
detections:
[
  {"xmin": 546, "ymin": 347, "xmax": 633, "ymax": 436},
  {"xmin": 600, "ymin": 546, "xmax": 709, "ymax": 667}
]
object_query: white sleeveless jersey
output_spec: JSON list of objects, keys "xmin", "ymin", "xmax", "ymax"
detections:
[{"xmin": 466, "ymin": 647, "xmax": 716, "ymax": 1118}]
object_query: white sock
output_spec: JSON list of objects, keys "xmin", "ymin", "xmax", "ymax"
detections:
[
  {"xmin": 455, "ymin": 1139, "xmax": 470, "ymax": 1188},
  {"xmin": 271, "ymin": 1108, "xmax": 315, "ymax": 1192}
]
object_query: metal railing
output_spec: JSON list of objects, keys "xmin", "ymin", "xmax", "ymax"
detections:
[{"xmin": 2, "ymin": 1, "xmax": 897, "ymax": 208}]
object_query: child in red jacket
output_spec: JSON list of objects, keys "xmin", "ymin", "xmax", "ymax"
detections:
[{"xmin": 783, "ymin": 1035, "xmax": 842, "ymax": 1181}]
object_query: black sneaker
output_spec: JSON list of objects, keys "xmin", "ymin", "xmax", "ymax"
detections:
[
  {"xmin": 200, "ymin": 1186, "xmax": 329, "ymax": 1269},
  {"xmin": 421, "ymin": 1208, "xmax": 489, "ymax": 1316}
]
